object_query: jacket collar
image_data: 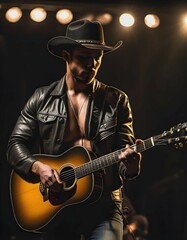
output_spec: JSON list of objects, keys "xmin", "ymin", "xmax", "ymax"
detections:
[
  {"xmin": 50, "ymin": 74, "xmax": 101, "ymax": 97},
  {"xmin": 50, "ymin": 75, "xmax": 67, "ymax": 96}
]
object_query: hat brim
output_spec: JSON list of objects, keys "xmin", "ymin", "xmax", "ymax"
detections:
[{"xmin": 47, "ymin": 36, "xmax": 123, "ymax": 58}]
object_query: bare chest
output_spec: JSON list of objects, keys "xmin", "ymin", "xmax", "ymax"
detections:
[{"xmin": 63, "ymin": 93, "xmax": 91, "ymax": 150}]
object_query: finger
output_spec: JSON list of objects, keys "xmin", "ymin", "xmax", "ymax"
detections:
[
  {"xmin": 136, "ymin": 138, "xmax": 143, "ymax": 143},
  {"xmin": 53, "ymin": 169, "xmax": 63, "ymax": 184},
  {"xmin": 44, "ymin": 169, "xmax": 58, "ymax": 187},
  {"xmin": 49, "ymin": 170, "xmax": 64, "ymax": 192}
]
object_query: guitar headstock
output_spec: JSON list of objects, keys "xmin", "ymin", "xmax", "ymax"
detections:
[{"xmin": 153, "ymin": 122, "xmax": 187, "ymax": 148}]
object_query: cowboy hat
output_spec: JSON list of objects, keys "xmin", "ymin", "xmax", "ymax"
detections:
[{"xmin": 47, "ymin": 19, "xmax": 123, "ymax": 58}]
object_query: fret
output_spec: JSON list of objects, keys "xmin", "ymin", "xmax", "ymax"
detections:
[
  {"xmin": 129, "ymin": 137, "xmax": 155, "ymax": 153},
  {"xmin": 75, "ymin": 151, "xmax": 120, "ymax": 179},
  {"xmin": 75, "ymin": 139, "xmax": 157, "ymax": 179},
  {"xmin": 74, "ymin": 120, "xmax": 187, "ymax": 179}
]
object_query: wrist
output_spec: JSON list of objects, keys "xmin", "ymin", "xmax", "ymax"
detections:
[{"xmin": 31, "ymin": 161, "xmax": 41, "ymax": 174}]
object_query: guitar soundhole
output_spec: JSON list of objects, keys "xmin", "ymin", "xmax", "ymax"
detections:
[
  {"xmin": 60, "ymin": 165, "xmax": 76, "ymax": 189},
  {"xmin": 48, "ymin": 166, "xmax": 77, "ymax": 206}
]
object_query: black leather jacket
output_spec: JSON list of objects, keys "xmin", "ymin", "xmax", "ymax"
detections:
[{"xmin": 7, "ymin": 76, "xmax": 136, "ymax": 192}]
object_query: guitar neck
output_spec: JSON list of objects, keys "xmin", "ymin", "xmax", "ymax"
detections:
[
  {"xmin": 130, "ymin": 137, "xmax": 155, "ymax": 152},
  {"xmin": 75, "ymin": 137, "xmax": 155, "ymax": 179}
]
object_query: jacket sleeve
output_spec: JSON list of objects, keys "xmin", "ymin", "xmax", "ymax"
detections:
[
  {"xmin": 117, "ymin": 92, "xmax": 135, "ymax": 147},
  {"xmin": 116, "ymin": 92, "xmax": 139, "ymax": 180},
  {"xmin": 7, "ymin": 89, "xmax": 42, "ymax": 182}
]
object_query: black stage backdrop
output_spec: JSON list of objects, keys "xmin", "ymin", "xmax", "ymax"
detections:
[{"xmin": 1, "ymin": 1, "xmax": 187, "ymax": 239}]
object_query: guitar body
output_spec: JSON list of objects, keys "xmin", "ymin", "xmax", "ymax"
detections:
[
  {"xmin": 10, "ymin": 146, "xmax": 103, "ymax": 232},
  {"xmin": 9, "ymin": 121, "xmax": 187, "ymax": 232}
]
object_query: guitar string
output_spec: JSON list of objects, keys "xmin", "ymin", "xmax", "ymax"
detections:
[
  {"xmin": 58, "ymin": 135, "xmax": 181, "ymax": 182},
  {"xmin": 58, "ymin": 142, "xmax": 147, "ymax": 182},
  {"xmin": 58, "ymin": 151, "xmax": 120, "ymax": 181},
  {"xmin": 60, "ymin": 147, "xmax": 137, "ymax": 180},
  {"xmin": 56, "ymin": 122, "xmax": 185, "ymax": 181},
  {"xmin": 58, "ymin": 144, "xmax": 141, "ymax": 181}
]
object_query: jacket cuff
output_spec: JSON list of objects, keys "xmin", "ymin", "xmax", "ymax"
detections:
[{"xmin": 15, "ymin": 157, "xmax": 40, "ymax": 183}]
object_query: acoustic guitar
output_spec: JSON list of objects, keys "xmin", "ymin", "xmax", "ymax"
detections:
[{"xmin": 10, "ymin": 122, "xmax": 187, "ymax": 232}]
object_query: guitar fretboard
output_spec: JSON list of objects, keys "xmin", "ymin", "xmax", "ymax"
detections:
[
  {"xmin": 131, "ymin": 137, "xmax": 155, "ymax": 152},
  {"xmin": 75, "ymin": 137, "xmax": 155, "ymax": 179}
]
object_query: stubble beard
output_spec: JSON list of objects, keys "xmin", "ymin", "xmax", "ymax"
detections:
[{"xmin": 71, "ymin": 69, "xmax": 94, "ymax": 85}]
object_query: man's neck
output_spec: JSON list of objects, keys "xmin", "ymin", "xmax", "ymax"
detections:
[{"xmin": 65, "ymin": 75, "xmax": 94, "ymax": 95}]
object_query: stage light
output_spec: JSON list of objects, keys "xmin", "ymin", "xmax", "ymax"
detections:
[
  {"xmin": 30, "ymin": 8, "xmax": 47, "ymax": 23},
  {"xmin": 5, "ymin": 7, "xmax": 22, "ymax": 23},
  {"xmin": 96, "ymin": 13, "xmax": 113, "ymax": 25},
  {"xmin": 183, "ymin": 15, "xmax": 187, "ymax": 24},
  {"xmin": 144, "ymin": 14, "xmax": 160, "ymax": 28},
  {"xmin": 119, "ymin": 13, "xmax": 135, "ymax": 27},
  {"xmin": 82, "ymin": 14, "xmax": 95, "ymax": 21},
  {"xmin": 56, "ymin": 9, "xmax": 73, "ymax": 24},
  {"xmin": 179, "ymin": 14, "xmax": 187, "ymax": 35}
]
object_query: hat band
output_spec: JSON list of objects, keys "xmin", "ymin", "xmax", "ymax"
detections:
[{"xmin": 76, "ymin": 39, "xmax": 105, "ymax": 45}]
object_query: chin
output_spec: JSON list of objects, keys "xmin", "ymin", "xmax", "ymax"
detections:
[{"xmin": 77, "ymin": 76, "xmax": 94, "ymax": 84}]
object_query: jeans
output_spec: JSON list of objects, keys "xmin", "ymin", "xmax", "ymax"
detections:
[
  {"xmin": 85, "ymin": 209, "xmax": 123, "ymax": 240},
  {"xmin": 52, "ymin": 197, "xmax": 124, "ymax": 240}
]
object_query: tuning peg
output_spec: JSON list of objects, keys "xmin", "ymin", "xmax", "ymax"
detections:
[
  {"xmin": 178, "ymin": 142, "xmax": 184, "ymax": 148},
  {"xmin": 175, "ymin": 142, "xmax": 184, "ymax": 149}
]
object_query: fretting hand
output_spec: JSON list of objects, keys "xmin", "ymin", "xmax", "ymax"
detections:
[{"xmin": 118, "ymin": 140, "xmax": 142, "ymax": 178}]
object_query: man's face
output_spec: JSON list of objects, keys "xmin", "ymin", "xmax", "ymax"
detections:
[{"xmin": 68, "ymin": 47, "xmax": 103, "ymax": 84}]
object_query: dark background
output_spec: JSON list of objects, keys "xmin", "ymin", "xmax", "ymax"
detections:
[{"xmin": 1, "ymin": 0, "xmax": 187, "ymax": 239}]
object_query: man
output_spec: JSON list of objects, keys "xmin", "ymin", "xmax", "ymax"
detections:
[{"xmin": 7, "ymin": 19, "xmax": 142, "ymax": 240}]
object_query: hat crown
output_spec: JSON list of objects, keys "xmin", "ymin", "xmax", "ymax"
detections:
[
  {"xmin": 66, "ymin": 20, "xmax": 105, "ymax": 45},
  {"xmin": 47, "ymin": 19, "xmax": 123, "ymax": 58}
]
